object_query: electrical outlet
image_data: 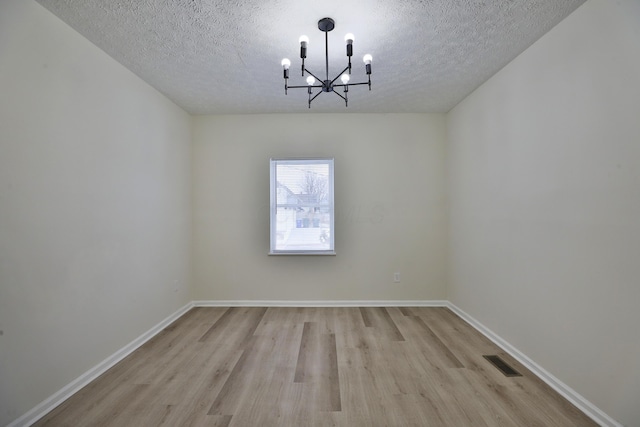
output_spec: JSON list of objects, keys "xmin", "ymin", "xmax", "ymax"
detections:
[{"xmin": 393, "ymin": 272, "xmax": 401, "ymax": 283}]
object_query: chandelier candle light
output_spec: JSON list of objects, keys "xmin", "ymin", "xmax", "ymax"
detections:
[{"xmin": 281, "ymin": 17, "xmax": 373, "ymax": 108}]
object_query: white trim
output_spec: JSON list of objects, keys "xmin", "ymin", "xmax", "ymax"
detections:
[
  {"xmin": 446, "ymin": 302, "xmax": 622, "ymax": 427},
  {"xmin": 192, "ymin": 300, "xmax": 449, "ymax": 307},
  {"xmin": 9, "ymin": 302, "xmax": 194, "ymax": 427}
]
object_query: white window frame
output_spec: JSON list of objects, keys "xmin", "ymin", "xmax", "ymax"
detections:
[{"xmin": 269, "ymin": 158, "xmax": 335, "ymax": 255}]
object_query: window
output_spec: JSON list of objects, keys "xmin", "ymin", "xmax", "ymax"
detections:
[{"xmin": 270, "ymin": 158, "xmax": 335, "ymax": 255}]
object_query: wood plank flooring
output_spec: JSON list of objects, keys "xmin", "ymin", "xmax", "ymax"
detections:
[{"xmin": 34, "ymin": 307, "xmax": 598, "ymax": 426}]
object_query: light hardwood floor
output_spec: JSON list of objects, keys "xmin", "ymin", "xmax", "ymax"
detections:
[{"xmin": 34, "ymin": 307, "xmax": 598, "ymax": 426}]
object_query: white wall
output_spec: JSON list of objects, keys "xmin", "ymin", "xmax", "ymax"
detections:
[
  {"xmin": 193, "ymin": 114, "xmax": 447, "ymax": 301},
  {"xmin": 446, "ymin": 0, "xmax": 640, "ymax": 425},
  {"xmin": 0, "ymin": 1, "xmax": 192, "ymax": 425}
]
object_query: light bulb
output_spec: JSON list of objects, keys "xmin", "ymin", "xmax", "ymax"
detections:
[
  {"xmin": 299, "ymin": 35, "xmax": 309, "ymax": 46},
  {"xmin": 363, "ymin": 54, "xmax": 373, "ymax": 65},
  {"xmin": 344, "ymin": 33, "xmax": 355, "ymax": 43},
  {"xmin": 306, "ymin": 76, "xmax": 316, "ymax": 85},
  {"xmin": 340, "ymin": 74, "xmax": 350, "ymax": 84},
  {"xmin": 281, "ymin": 58, "xmax": 291, "ymax": 69}
]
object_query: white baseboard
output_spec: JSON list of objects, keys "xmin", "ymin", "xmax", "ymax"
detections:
[
  {"xmin": 192, "ymin": 299, "xmax": 449, "ymax": 307},
  {"xmin": 446, "ymin": 302, "xmax": 621, "ymax": 427},
  {"xmin": 9, "ymin": 302, "xmax": 194, "ymax": 427},
  {"xmin": 11, "ymin": 300, "xmax": 619, "ymax": 427}
]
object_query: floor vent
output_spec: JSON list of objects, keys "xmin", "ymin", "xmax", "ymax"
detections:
[{"xmin": 483, "ymin": 355, "xmax": 522, "ymax": 377}]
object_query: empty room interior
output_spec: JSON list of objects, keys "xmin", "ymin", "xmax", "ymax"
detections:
[{"xmin": 1, "ymin": 0, "xmax": 639, "ymax": 426}]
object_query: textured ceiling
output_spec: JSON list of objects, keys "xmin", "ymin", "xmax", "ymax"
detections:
[{"xmin": 35, "ymin": 0, "xmax": 585, "ymax": 115}]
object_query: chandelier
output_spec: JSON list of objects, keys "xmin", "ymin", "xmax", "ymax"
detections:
[{"xmin": 280, "ymin": 17, "xmax": 373, "ymax": 108}]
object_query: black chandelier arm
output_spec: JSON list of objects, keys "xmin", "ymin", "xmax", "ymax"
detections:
[
  {"xmin": 332, "ymin": 89, "xmax": 348, "ymax": 107},
  {"xmin": 310, "ymin": 90, "xmax": 323, "ymax": 102},
  {"xmin": 307, "ymin": 89, "xmax": 323, "ymax": 108},
  {"xmin": 286, "ymin": 84, "xmax": 323, "ymax": 89},
  {"xmin": 303, "ymin": 68, "xmax": 324, "ymax": 84},
  {"xmin": 329, "ymin": 65, "xmax": 351, "ymax": 86},
  {"xmin": 332, "ymin": 90, "xmax": 347, "ymax": 102},
  {"xmin": 334, "ymin": 81, "xmax": 370, "ymax": 87},
  {"xmin": 342, "ymin": 77, "xmax": 372, "ymax": 90}
]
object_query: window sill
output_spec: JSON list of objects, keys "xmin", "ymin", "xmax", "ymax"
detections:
[{"xmin": 268, "ymin": 251, "xmax": 336, "ymax": 256}]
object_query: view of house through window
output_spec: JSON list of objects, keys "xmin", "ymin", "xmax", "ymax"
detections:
[{"xmin": 270, "ymin": 158, "xmax": 335, "ymax": 254}]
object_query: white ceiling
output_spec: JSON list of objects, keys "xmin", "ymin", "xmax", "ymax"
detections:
[{"xmin": 35, "ymin": 0, "xmax": 585, "ymax": 115}]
